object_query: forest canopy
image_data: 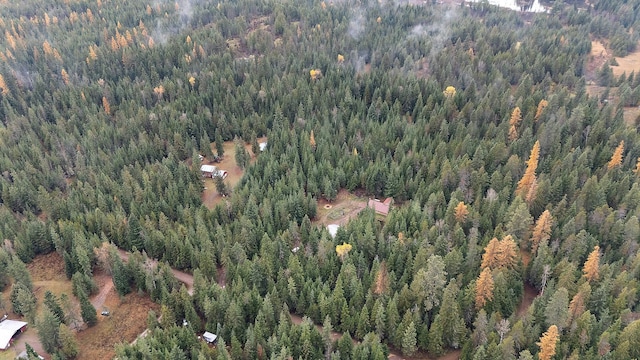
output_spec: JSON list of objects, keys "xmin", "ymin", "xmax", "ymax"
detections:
[{"xmin": 1, "ymin": 0, "xmax": 640, "ymax": 359}]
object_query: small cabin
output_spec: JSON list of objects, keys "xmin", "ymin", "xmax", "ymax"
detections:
[
  {"xmin": 202, "ymin": 331, "xmax": 218, "ymax": 344},
  {"xmin": 200, "ymin": 165, "xmax": 228, "ymax": 179},
  {"xmin": 367, "ymin": 197, "xmax": 393, "ymax": 217}
]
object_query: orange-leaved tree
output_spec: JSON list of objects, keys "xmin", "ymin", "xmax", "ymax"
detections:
[
  {"xmin": 535, "ymin": 99, "xmax": 548, "ymax": 121},
  {"xmin": 454, "ymin": 201, "xmax": 469, "ymax": 223},
  {"xmin": 608, "ymin": 140, "xmax": 624, "ymax": 169},
  {"xmin": 537, "ymin": 325, "xmax": 559, "ymax": 360},
  {"xmin": 516, "ymin": 140, "xmax": 540, "ymax": 198},
  {"xmin": 531, "ymin": 210, "xmax": 553, "ymax": 253},
  {"xmin": 583, "ymin": 245, "xmax": 600, "ymax": 282},
  {"xmin": 475, "ymin": 267, "xmax": 494, "ymax": 309}
]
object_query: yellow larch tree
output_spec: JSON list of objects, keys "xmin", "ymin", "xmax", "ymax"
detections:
[
  {"xmin": 496, "ymin": 235, "xmax": 519, "ymax": 269},
  {"xmin": 531, "ymin": 210, "xmax": 553, "ymax": 253},
  {"xmin": 454, "ymin": 201, "xmax": 469, "ymax": 223},
  {"xmin": 634, "ymin": 157, "xmax": 640, "ymax": 175},
  {"xmin": 516, "ymin": 140, "xmax": 540, "ymax": 197},
  {"xmin": 188, "ymin": 76, "xmax": 196, "ymax": 87},
  {"xmin": 509, "ymin": 107, "xmax": 522, "ymax": 141},
  {"xmin": 481, "ymin": 238, "xmax": 501, "ymax": 270},
  {"xmin": 0, "ymin": 74, "xmax": 9, "ymax": 95},
  {"xmin": 535, "ymin": 99, "xmax": 548, "ymax": 121},
  {"xmin": 583, "ymin": 245, "xmax": 600, "ymax": 282},
  {"xmin": 102, "ymin": 96, "xmax": 110, "ymax": 115},
  {"xmin": 337, "ymin": 54, "xmax": 344, "ymax": 63},
  {"xmin": 309, "ymin": 130, "xmax": 316, "ymax": 148},
  {"xmin": 61, "ymin": 69, "xmax": 69, "ymax": 85},
  {"xmin": 475, "ymin": 267, "xmax": 494, "ymax": 309},
  {"xmin": 537, "ymin": 325, "xmax": 559, "ymax": 360},
  {"xmin": 607, "ymin": 140, "xmax": 624, "ymax": 169}
]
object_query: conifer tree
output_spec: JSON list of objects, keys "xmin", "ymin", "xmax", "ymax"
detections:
[
  {"xmin": 531, "ymin": 210, "xmax": 553, "ymax": 253},
  {"xmin": 44, "ymin": 290, "xmax": 65, "ymax": 324},
  {"xmin": 535, "ymin": 99, "xmax": 548, "ymax": 121},
  {"xmin": 516, "ymin": 141, "xmax": 540, "ymax": 198},
  {"xmin": 496, "ymin": 235, "xmax": 519, "ymax": 269},
  {"xmin": 537, "ymin": 325, "xmax": 559, "ymax": 360},
  {"xmin": 475, "ymin": 267, "xmax": 494, "ymax": 309},
  {"xmin": 454, "ymin": 201, "xmax": 469, "ymax": 223},
  {"xmin": 402, "ymin": 321, "xmax": 417, "ymax": 356},
  {"xmin": 608, "ymin": 140, "xmax": 624, "ymax": 169},
  {"xmin": 481, "ymin": 238, "xmax": 501, "ymax": 270},
  {"xmin": 508, "ymin": 107, "xmax": 522, "ymax": 141},
  {"xmin": 583, "ymin": 246, "xmax": 600, "ymax": 282},
  {"xmin": 79, "ymin": 290, "xmax": 97, "ymax": 327}
]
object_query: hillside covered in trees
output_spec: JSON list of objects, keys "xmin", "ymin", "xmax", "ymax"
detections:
[{"xmin": 2, "ymin": 0, "xmax": 640, "ymax": 358}]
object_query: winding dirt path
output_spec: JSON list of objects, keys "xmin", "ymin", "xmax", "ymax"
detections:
[
  {"xmin": 91, "ymin": 278, "xmax": 114, "ymax": 310},
  {"xmin": 117, "ymin": 249, "xmax": 194, "ymax": 295}
]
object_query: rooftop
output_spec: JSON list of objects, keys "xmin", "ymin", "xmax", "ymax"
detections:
[{"xmin": 0, "ymin": 319, "xmax": 28, "ymax": 350}]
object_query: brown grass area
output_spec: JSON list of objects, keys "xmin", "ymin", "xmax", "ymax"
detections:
[
  {"xmin": 586, "ymin": 40, "xmax": 611, "ymax": 82},
  {"xmin": 200, "ymin": 137, "xmax": 266, "ymax": 209},
  {"xmin": 76, "ymin": 292, "xmax": 159, "ymax": 360},
  {"xmin": 1, "ymin": 253, "xmax": 159, "ymax": 360},
  {"xmin": 314, "ymin": 189, "xmax": 367, "ymax": 227},
  {"xmin": 611, "ymin": 42, "xmax": 640, "ymax": 78},
  {"xmin": 624, "ymin": 106, "xmax": 640, "ymax": 126}
]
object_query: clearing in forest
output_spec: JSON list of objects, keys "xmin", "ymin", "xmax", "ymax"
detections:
[
  {"xmin": 610, "ymin": 41, "xmax": 640, "ymax": 78},
  {"xmin": 314, "ymin": 189, "xmax": 368, "ymax": 227},
  {"xmin": 1, "ymin": 252, "xmax": 158, "ymax": 360},
  {"xmin": 200, "ymin": 137, "xmax": 266, "ymax": 209}
]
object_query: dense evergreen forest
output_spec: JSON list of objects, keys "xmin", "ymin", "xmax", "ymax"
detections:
[{"xmin": 2, "ymin": 0, "xmax": 640, "ymax": 358}]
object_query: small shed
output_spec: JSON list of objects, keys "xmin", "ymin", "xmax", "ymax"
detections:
[
  {"xmin": 202, "ymin": 331, "xmax": 218, "ymax": 344},
  {"xmin": 200, "ymin": 164, "xmax": 217, "ymax": 177},
  {"xmin": 259, "ymin": 142, "xmax": 267, "ymax": 152}
]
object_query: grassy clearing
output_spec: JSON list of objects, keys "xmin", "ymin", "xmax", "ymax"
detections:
[
  {"xmin": 611, "ymin": 41, "xmax": 640, "ymax": 78},
  {"xmin": 200, "ymin": 137, "xmax": 266, "ymax": 209},
  {"xmin": 314, "ymin": 190, "xmax": 368, "ymax": 227}
]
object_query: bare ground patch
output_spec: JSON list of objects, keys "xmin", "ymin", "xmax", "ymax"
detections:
[
  {"xmin": 200, "ymin": 137, "xmax": 266, "ymax": 209},
  {"xmin": 611, "ymin": 41, "xmax": 640, "ymax": 78},
  {"xmin": 314, "ymin": 189, "xmax": 368, "ymax": 227}
]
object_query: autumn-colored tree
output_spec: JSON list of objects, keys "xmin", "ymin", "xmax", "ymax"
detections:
[
  {"xmin": 608, "ymin": 140, "xmax": 624, "ymax": 169},
  {"xmin": 61, "ymin": 69, "xmax": 69, "ymax": 85},
  {"xmin": 583, "ymin": 245, "xmax": 600, "ymax": 282},
  {"xmin": 508, "ymin": 125, "xmax": 519, "ymax": 142},
  {"xmin": 337, "ymin": 54, "xmax": 344, "ymax": 63},
  {"xmin": 634, "ymin": 157, "xmax": 640, "ymax": 175},
  {"xmin": 0, "ymin": 73, "xmax": 9, "ymax": 95},
  {"xmin": 510, "ymin": 107, "xmax": 521, "ymax": 126},
  {"xmin": 454, "ymin": 201, "xmax": 469, "ymax": 223},
  {"xmin": 567, "ymin": 291, "xmax": 586, "ymax": 327},
  {"xmin": 516, "ymin": 140, "xmax": 540, "ymax": 197},
  {"xmin": 475, "ymin": 267, "xmax": 494, "ymax": 309},
  {"xmin": 102, "ymin": 96, "xmax": 111, "ymax": 115},
  {"xmin": 310, "ymin": 69, "xmax": 321, "ymax": 80},
  {"xmin": 496, "ymin": 235, "xmax": 518, "ymax": 269},
  {"xmin": 443, "ymin": 86, "xmax": 456, "ymax": 98},
  {"xmin": 535, "ymin": 99, "xmax": 548, "ymax": 121},
  {"xmin": 531, "ymin": 210, "xmax": 553, "ymax": 253},
  {"xmin": 310, "ymin": 130, "xmax": 316, "ymax": 149},
  {"xmin": 481, "ymin": 238, "xmax": 501, "ymax": 269},
  {"xmin": 336, "ymin": 243, "xmax": 352, "ymax": 260},
  {"xmin": 537, "ymin": 325, "xmax": 559, "ymax": 360},
  {"xmin": 188, "ymin": 76, "xmax": 196, "ymax": 87},
  {"xmin": 373, "ymin": 262, "xmax": 388, "ymax": 295}
]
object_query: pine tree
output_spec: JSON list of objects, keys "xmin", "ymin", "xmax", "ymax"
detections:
[
  {"xmin": 537, "ymin": 325, "xmax": 559, "ymax": 360},
  {"xmin": 608, "ymin": 140, "xmax": 624, "ymax": 169},
  {"xmin": 402, "ymin": 321, "xmax": 417, "ymax": 356},
  {"xmin": 544, "ymin": 287, "xmax": 569, "ymax": 332},
  {"xmin": 516, "ymin": 141, "xmax": 540, "ymax": 197},
  {"xmin": 59, "ymin": 324, "xmax": 79, "ymax": 359},
  {"xmin": 531, "ymin": 210, "xmax": 553, "ymax": 253},
  {"xmin": 79, "ymin": 290, "xmax": 97, "ymax": 327},
  {"xmin": 583, "ymin": 245, "xmax": 600, "ymax": 282},
  {"xmin": 44, "ymin": 290, "xmax": 65, "ymax": 324},
  {"xmin": 37, "ymin": 308, "xmax": 61, "ymax": 353},
  {"xmin": 475, "ymin": 267, "xmax": 494, "ymax": 309},
  {"xmin": 535, "ymin": 99, "xmax": 548, "ymax": 121},
  {"xmin": 215, "ymin": 130, "xmax": 225, "ymax": 157},
  {"xmin": 454, "ymin": 201, "xmax": 469, "ymax": 223}
]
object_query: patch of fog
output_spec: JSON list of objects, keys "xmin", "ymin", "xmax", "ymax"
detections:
[
  {"xmin": 409, "ymin": 6, "xmax": 460, "ymax": 53},
  {"xmin": 151, "ymin": 0, "xmax": 198, "ymax": 45},
  {"xmin": 348, "ymin": 12, "xmax": 366, "ymax": 40},
  {"xmin": 468, "ymin": 0, "xmax": 547, "ymax": 13}
]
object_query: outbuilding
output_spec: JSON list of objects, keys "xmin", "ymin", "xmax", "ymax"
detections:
[
  {"xmin": 0, "ymin": 318, "xmax": 28, "ymax": 350},
  {"xmin": 202, "ymin": 331, "xmax": 218, "ymax": 344}
]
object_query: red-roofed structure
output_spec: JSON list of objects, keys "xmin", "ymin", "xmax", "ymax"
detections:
[{"xmin": 368, "ymin": 197, "xmax": 393, "ymax": 217}]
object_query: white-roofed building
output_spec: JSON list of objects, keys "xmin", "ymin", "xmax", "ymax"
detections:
[
  {"xmin": 0, "ymin": 319, "xmax": 28, "ymax": 350},
  {"xmin": 327, "ymin": 224, "xmax": 340, "ymax": 238},
  {"xmin": 202, "ymin": 331, "xmax": 217, "ymax": 344}
]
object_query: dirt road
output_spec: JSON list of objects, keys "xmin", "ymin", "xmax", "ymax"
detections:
[{"xmin": 117, "ymin": 249, "xmax": 194, "ymax": 295}]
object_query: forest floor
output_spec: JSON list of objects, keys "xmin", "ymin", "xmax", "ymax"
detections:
[
  {"xmin": 200, "ymin": 137, "xmax": 266, "ymax": 209},
  {"xmin": 314, "ymin": 189, "xmax": 368, "ymax": 227}
]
